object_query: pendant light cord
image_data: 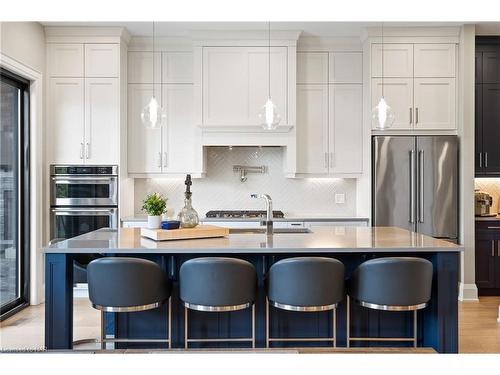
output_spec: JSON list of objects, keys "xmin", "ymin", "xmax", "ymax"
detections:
[
  {"xmin": 268, "ymin": 21, "xmax": 271, "ymax": 99},
  {"xmin": 152, "ymin": 21, "xmax": 155, "ymax": 96},
  {"xmin": 381, "ymin": 22, "xmax": 384, "ymax": 98}
]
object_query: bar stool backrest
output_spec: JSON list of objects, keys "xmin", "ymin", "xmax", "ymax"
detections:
[{"xmin": 87, "ymin": 257, "xmax": 171, "ymax": 309}]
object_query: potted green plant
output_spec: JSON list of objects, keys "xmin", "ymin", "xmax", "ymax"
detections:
[{"xmin": 142, "ymin": 192, "xmax": 167, "ymax": 229}]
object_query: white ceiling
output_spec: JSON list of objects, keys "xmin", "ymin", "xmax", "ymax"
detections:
[{"xmin": 40, "ymin": 21, "xmax": 467, "ymax": 38}]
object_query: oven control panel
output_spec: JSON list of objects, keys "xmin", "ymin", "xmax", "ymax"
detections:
[{"xmin": 51, "ymin": 165, "xmax": 118, "ymax": 175}]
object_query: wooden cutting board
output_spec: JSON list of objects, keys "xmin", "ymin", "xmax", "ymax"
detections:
[{"xmin": 140, "ymin": 225, "xmax": 229, "ymax": 241}]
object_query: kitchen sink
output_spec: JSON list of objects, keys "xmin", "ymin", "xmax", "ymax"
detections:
[{"xmin": 229, "ymin": 228, "xmax": 312, "ymax": 234}]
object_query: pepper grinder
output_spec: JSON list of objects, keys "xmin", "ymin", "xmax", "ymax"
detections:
[{"xmin": 178, "ymin": 174, "xmax": 199, "ymax": 228}]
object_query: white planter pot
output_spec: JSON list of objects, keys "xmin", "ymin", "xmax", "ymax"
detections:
[{"xmin": 147, "ymin": 215, "xmax": 162, "ymax": 229}]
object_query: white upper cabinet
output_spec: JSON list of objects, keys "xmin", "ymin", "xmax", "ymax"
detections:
[
  {"xmin": 84, "ymin": 44, "xmax": 119, "ymax": 77},
  {"xmin": 84, "ymin": 78, "xmax": 119, "ymax": 163},
  {"xmin": 413, "ymin": 78, "xmax": 456, "ymax": 130},
  {"xmin": 329, "ymin": 52, "xmax": 363, "ymax": 84},
  {"xmin": 202, "ymin": 46, "xmax": 288, "ymax": 128},
  {"xmin": 47, "ymin": 44, "xmax": 84, "ymax": 77},
  {"xmin": 371, "ymin": 78, "xmax": 413, "ymax": 130},
  {"xmin": 330, "ymin": 85, "xmax": 363, "ymax": 174},
  {"xmin": 297, "ymin": 52, "xmax": 328, "ymax": 84},
  {"xmin": 162, "ymin": 52, "xmax": 193, "ymax": 83},
  {"xmin": 296, "ymin": 85, "xmax": 329, "ymax": 174},
  {"xmin": 371, "ymin": 44, "xmax": 413, "ymax": 78},
  {"xmin": 49, "ymin": 78, "xmax": 85, "ymax": 163},
  {"xmin": 414, "ymin": 44, "xmax": 456, "ymax": 77},
  {"xmin": 161, "ymin": 84, "xmax": 197, "ymax": 173},
  {"xmin": 127, "ymin": 52, "xmax": 162, "ymax": 84},
  {"xmin": 127, "ymin": 84, "xmax": 163, "ymax": 174}
]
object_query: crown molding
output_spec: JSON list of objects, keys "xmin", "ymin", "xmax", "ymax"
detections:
[
  {"xmin": 128, "ymin": 36, "xmax": 193, "ymax": 52},
  {"xmin": 44, "ymin": 26, "xmax": 131, "ymax": 44},
  {"xmin": 297, "ymin": 36, "xmax": 363, "ymax": 52}
]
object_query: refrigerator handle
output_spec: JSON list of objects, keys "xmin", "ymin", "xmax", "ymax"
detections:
[
  {"xmin": 409, "ymin": 150, "xmax": 415, "ymax": 223},
  {"xmin": 418, "ymin": 149, "xmax": 424, "ymax": 223}
]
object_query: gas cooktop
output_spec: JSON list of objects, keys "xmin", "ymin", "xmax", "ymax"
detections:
[{"xmin": 206, "ymin": 210, "xmax": 285, "ymax": 219}]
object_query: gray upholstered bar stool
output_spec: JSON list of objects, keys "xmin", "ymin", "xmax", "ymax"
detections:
[
  {"xmin": 266, "ymin": 257, "xmax": 345, "ymax": 347},
  {"xmin": 87, "ymin": 257, "xmax": 172, "ymax": 349},
  {"xmin": 346, "ymin": 257, "xmax": 433, "ymax": 348},
  {"xmin": 179, "ymin": 257, "xmax": 257, "ymax": 349}
]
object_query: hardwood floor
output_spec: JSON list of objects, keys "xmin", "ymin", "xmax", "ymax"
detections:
[{"xmin": 1, "ymin": 297, "xmax": 499, "ymax": 353}]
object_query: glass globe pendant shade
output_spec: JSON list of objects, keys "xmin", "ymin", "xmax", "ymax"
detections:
[
  {"xmin": 141, "ymin": 96, "xmax": 166, "ymax": 129},
  {"xmin": 259, "ymin": 97, "xmax": 281, "ymax": 130},
  {"xmin": 372, "ymin": 96, "xmax": 395, "ymax": 130}
]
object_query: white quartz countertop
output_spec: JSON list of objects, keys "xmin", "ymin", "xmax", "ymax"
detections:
[
  {"xmin": 43, "ymin": 226, "xmax": 462, "ymax": 254},
  {"xmin": 121, "ymin": 215, "xmax": 369, "ymax": 222}
]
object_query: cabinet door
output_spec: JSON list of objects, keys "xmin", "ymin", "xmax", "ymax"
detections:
[
  {"xmin": 49, "ymin": 78, "xmax": 85, "ymax": 163},
  {"xmin": 329, "ymin": 52, "xmax": 362, "ymax": 84},
  {"xmin": 84, "ymin": 44, "xmax": 119, "ymax": 77},
  {"xmin": 84, "ymin": 78, "xmax": 119, "ymax": 164},
  {"xmin": 476, "ymin": 52, "xmax": 483, "ymax": 84},
  {"xmin": 371, "ymin": 78, "xmax": 413, "ymax": 130},
  {"xmin": 329, "ymin": 85, "xmax": 363, "ymax": 174},
  {"xmin": 482, "ymin": 84, "xmax": 500, "ymax": 173},
  {"xmin": 202, "ymin": 46, "xmax": 287, "ymax": 127},
  {"xmin": 297, "ymin": 52, "xmax": 328, "ymax": 84},
  {"xmin": 127, "ymin": 84, "xmax": 162, "ymax": 173},
  {"xmin": 371, "ymin": 44, "xmax": 413, "ymax": 78},
  {"xmin": 161, "ymin": 84, "xmax": 198, "ymax": 173},
  {"xmin": 162, "ymin": 52, "xmax": 193, "ymax": 83},
  {"xmin": 414, "ymin": 44, "xmax": 456, "ymax": 78},
  {"xmin": 475, "ymin": 238, "xmax": 496, "ymax": 289},
  {"xmin": 47, "ymin": 44, "xmax": 84, "ymax": 77},
  {"xmin": 296, "ymin": 85, "xmax": 329, "ymax": 174},
  {"xmin": 127, "ymin": 52, "xmax": 162, "ymax": 84},
  {"xmin": 475, "ymin": 84, "xmax": 483, "ymax": 174},
  {"xmin": 414, "ymin": 78, "xmax": 456, "ymax": 130},
  {"xmin": 482, "ymin": 52, "xmax": 500, "ymax": 83}
]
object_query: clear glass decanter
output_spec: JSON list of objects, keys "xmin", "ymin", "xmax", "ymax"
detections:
[{"xmin": 178, "ymin": 174, "xmax": 199, "ymax": 228}]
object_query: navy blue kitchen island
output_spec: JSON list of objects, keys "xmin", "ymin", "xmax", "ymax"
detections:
[{"xmin": 43, "ymin": 226, "xmax": 462, "ymax": 352}]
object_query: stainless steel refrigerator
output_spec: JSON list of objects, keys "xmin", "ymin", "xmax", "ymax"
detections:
[{"xmin": 372, "ymin": 136, "xmax": 458, "ymax": 241}]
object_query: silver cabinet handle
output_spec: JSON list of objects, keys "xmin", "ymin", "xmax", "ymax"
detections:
[
  {"xmin": 479, "ymin": 152, "xmax": 482, "ymax": 168},
  {"xmin": 409, "ymin": 108, "xmax": 413, "ymax": 124},
  {"xmin": 163, "ymin": 152, "xmax": 168, "ymax": 168},
  {"xmin": 80, "ymin": 142, "xmax": 84, "ymax": 159},
  {"xmin": 487, "ymin": 226, "xmax": 500, "ymax": 229},
  {"xmin": 416, "ymin": 107, "xmax": 419, "ymax": 124},
  {"xmin": 492, "ymin": 241, "xmax": 495, "ymax": 257},
  {"xmin": 485, "ymin": 152, "xmax": 488, "ymax": 168},
  {"xmin": 85, "ymin": 142, "xmax": 90, "ymax": 159},
  {"xmin": 324, "ymin": 152, "xmax": 328, "ymax": 169},
  {"xmin": 409, "ymin": 150, "xmax": 415, "ymax": 223},
  {"xmin": 157, "ymin": 152, "xmax": 162, "ymax": 168},
  {"xmin": 418, "ymin": 149, "xmax": 424, "ymax": 223}
]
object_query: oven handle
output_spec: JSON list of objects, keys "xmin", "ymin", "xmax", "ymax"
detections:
[
  {"xmin": 52, "ymin": 176, "xmax": 116, "ymax": 184},
  {"xmin": 51, "ymin": 208, "xmax": 116, "ymax": 215}
]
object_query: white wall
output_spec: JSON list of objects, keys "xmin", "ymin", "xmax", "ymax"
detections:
[
  {"xmin": 134, "ymin": 147, "xmax": 359, "ymax": 218},
  {"xmin": 0, "ymin": 22, "xmax": 46, "ymax": 305}
]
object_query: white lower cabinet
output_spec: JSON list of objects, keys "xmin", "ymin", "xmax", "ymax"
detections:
[
  {"xmin": 49, "ymin": 78, "xmax": 85, "ymax": 163},
  {"xmin": 128, "ymin": 83, "xmax": 200, "ymax": 175},
  {"xmin": 296, "ymin": 84, "xmax": 363, "ymax": 176}
]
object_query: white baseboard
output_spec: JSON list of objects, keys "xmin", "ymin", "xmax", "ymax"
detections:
[{"xmin": 458, "ymin": 282, "xmax": 479, "ymax": 301}]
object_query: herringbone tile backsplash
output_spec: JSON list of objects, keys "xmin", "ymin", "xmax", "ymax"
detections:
[
  {"xmin": 134, "ymin": 147, "xmax": 357, "ymax": 218},
  {"xmin": 475, "ymin": 178, "xmax": 500, "ymax": 214}
]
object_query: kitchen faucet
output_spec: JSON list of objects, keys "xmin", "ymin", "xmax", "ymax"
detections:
[{"xmin": 250, "ymin": 194, "xmax": 273, "ymax": 235}]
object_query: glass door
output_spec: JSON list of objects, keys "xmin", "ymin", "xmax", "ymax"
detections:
[{"xmin": 0, "ymin": 69, "xmax": 30, "ymax": 319}]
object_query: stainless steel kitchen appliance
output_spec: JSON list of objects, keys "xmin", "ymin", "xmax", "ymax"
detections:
[
  {"xmin": 372, "ymin": 136, "xmax": 458, "ymax": 241},
  {"xmin": 475, "ymin": 189, "xmax": 494, "ymax": 216},
  {"xmin": 50, "ymin": 165, "xmax": 118, "ymax": 283}
]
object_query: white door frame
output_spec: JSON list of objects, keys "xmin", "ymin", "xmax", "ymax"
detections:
[{"xmin": 0, "ymin": 52, "xmax": 45, "ymax": 305}]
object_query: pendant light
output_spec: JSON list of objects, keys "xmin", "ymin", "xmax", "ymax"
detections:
[
  {"xmin": 259, "ymin": 21, "xmax": 281, "ymax": 130},
  {"xmin": 141, "ymin": 21, "xmax": 166, "ymax": 129},
  {"xmin": 372, "ymin": 22, "xmax": 395, "ymax": 130}
]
